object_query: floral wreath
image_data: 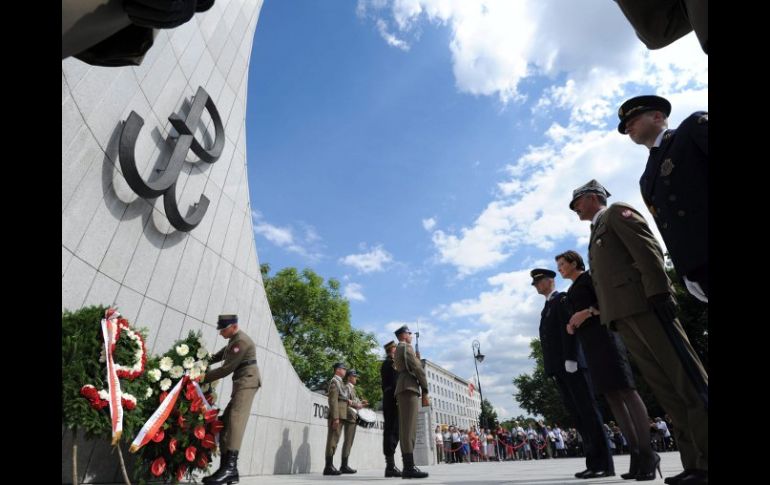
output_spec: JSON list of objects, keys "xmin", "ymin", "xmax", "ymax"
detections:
[{"xmin": 80, "ymin": 314, "xmax": 147, "ymax": 411}]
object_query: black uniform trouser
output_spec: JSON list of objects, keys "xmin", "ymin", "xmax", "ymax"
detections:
[
  {"xmin": 382, "ymin": 395, "xmax": 399, "ymax": 456},
  {"xmin": 553, "ymin": 370, "xmax": 614, "ymax": 473}
]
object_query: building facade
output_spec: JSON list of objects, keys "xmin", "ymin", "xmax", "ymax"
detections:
[{"xmin": 423, "ymin": 359, "xmax": 482, "ymax": 431}]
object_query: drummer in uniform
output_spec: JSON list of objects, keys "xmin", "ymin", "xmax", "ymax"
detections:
[{"xmin": 340, "ymin": 369, "xmax": 368, "ymax": 474}]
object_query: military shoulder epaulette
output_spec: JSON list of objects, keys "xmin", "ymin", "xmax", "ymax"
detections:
[{"xmin": 697, "ymin": 113, "xmax": 708, "ymax": 124}]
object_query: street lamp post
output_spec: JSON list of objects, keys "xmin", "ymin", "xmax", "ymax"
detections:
[{"xmin": 472, "ymin": 340, "xmax": 485, "ymax": 431}]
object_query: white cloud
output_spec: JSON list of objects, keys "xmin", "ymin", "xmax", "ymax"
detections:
[
  {"xmin": 344, "ymin": 283, "xmax": 366, "ymax": 302},
  {"xmin": 339, "ymin": 244, "xmax": 394, "ymax": 273},
  {"xmin": 251, "ymin": 211, "xmax": 324, "ymax": 261},
  {"xmin": 376, "ymin": 19, "xmax": 410, "ymax": 50},
  {"xmin": 422, "ymin": 217, "xmax": 436, "ymax": 231}
]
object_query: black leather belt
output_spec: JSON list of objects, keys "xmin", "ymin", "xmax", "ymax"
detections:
[{"xmin": 237, "ymin": 359, "xmax": 257, "ymax": 371}]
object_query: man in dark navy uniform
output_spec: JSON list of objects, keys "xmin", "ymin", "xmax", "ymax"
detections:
[
  {"xmin": 618, "ymin": 95, "xmax": 709, "ymax": 302},
  {"xmin": 532, "ymin": 269, "xmax": 614, "ymax": 479}
]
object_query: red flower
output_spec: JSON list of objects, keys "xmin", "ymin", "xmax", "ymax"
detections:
[
  {"xmin": 185, "ymin": 446, "xmax": 197, "ymax": 462},
  {"xmin": 205, "ymin": 393, "xmax": 216, "ymax": 405},
  {"xmin": 176, "ymin": 464, "xmax": 187, "ymax": 482},
  {"xmin": 151, "ymin": 429, "xmax": 165, "ymax": 443},
  {"xmin": 185, "ymin": 383, "xmax": 197, "ymax": 400},
  {"xmin": 159, "ymin": 391, "xmax": 169, "ymax": 403},
  {"xmin": 177, "ymin": 414, "xmax": 186, "ymax": 429},
  {"xmin": 204, "ymin": 409, "xmax": 219, "ymax": 423},
  {"xmin": 196, "ymin": 452, "xmax": 209, "ymax": 468},
  {"xmin": 194, "ymin": 425, "xmax": 206, "ymax": 440},
  {"xmin": 169, "ymin": 437, "xmax": 178, "ymax": 455},
  {"xmin": 190, "ymin": 396, "xmax": 203, "ymax": 413},
  {"xmin": 201, "ymin": 434, "xmax": 216, "ymax": 449},
  {"xmin": 150, "ymin": 456, "xmax": 166, "ymax": 477},
  {"xmin": 209, "ymin": 420, "xmax": 224, "ymax": 435},
  {"xmin": 80, "ymin": 386, "xmax": 98, "ymax": 400},
  {"xmin": 121, "ymin": 397, "xmax": 136, "ymax": 410}
]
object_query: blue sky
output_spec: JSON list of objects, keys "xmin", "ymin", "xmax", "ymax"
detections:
[{"xmin": 244, "ymin": 0, "xmax": 707, "ymax": 419}]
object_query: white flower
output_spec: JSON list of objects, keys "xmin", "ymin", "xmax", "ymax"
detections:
[
  {"xmin": 98, "ymin": 390, "xmax": 109, "ymax": 400},
  {"xmin": 195, "ymin": 360, "xmax": 208, "ymax": 372},
  {"xmin": 123, "ymin": 393, "xmax": 137, "ymax": 405},
  {"xmin": 188, "ymin": 367, "xmax": 202, "ymax": 379},
  {"xmin": 145, "ymin": 387, "xmax": 153, "ymax": 399},
  {"xmin": 170, "ymin": 366, "xmax": 184, "ymax": 379},
  {"xmin": 183, "ymin": 357, "xmax": 195, "ymax": 369},
  {"xmin": 176, "ymin": 344, "xmax": 190, "ymax": 357},
  {"xmin": 159, "ymin": 357, "xmax": 173, "ymax": 371},
  {"xmin": 148, "ymin": 369, "xmax": 162, "ymax": 382},
  {"xmin": 196, "ymin": 347, "xmax": 208, "ymax": 359},
  {"xmin": 99, "ymin": 348, "xmax": 106, "ymax": 363},
  {"xmin": 160, "ymin": 378, "xmax": 172, "ymax": 391}
]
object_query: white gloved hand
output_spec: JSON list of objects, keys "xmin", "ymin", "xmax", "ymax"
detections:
[
  {"xmin": 565, "ymin": 360, "xmax": 578, "ymax": 373},
  {"xmin": 683, "ymin": 276, "xmax": 708, "ymax": 303}
]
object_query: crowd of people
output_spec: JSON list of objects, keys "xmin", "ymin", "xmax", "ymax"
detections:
[{"xmin": 432, "ymin": 416, "xmax": 677, "ymax": 465}]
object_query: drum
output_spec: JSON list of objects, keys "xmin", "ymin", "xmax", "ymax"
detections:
[{"xmin": 355, "ymin": 408, "xmax": 377, "ymax": 429}]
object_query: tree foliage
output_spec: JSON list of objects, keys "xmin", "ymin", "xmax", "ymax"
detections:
[
  {"xmin": 478, "ymin": 398, "xmax": 499, "ymax": 430},
  {"xmin": 261, "ymin": 264, "xmax": 383, "ymax": 406}
]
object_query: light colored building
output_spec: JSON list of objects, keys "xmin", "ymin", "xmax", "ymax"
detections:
[{"xmin": 422, "ymin": 359, "xmax": 482, "ymax": 431}]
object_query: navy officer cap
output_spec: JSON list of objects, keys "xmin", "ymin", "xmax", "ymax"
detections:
[
  {"xmin": 569, "ymin": 179, "xmax": 611, "ymax": 210},
  {"xmin": 617, "ymin": 95, "xmax": 671, "ymax": 134},
  {"xmin": 530, "ymin": 268, "xmax": 556, "ymax": 285},
  {"xmin": 394, "ymin": 325, "xmax": 411, "ymax": 337},
  {"xmin": 333, "ymin": 362, "xmax": 347, "ymax": 370},
  {"xmin": 217, "ymin": 314, "xmax": 238, "ymax": 329},
  {"xmin": 346, "ymin": 369, "xmax": 359, "ymax": 378}
]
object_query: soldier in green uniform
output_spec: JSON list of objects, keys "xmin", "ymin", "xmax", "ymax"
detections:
[
  {"xmin": 201, "ymin": 314, "xmax": 262, "ymax": 485},
  {"xmin": 380, "ymin": 340, "xmax": 402, "ymax": 477},
  {"xmin": 570, "ymin": 180, "xmax": 708, "ymax": 485},
  {"xmin": 392, "ymin": 325, "xmax": 429, "ymax": 479},
  {"xmin": 339, "ymin": 369, "xmax": 368, "ymax": 474},
  {"xmin": 324, "ymin": 362, "xmax": 351, "ymax": 476}
]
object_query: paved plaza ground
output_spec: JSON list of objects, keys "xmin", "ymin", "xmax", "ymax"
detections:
[{"xmin": 229, "ymin": 451, "xmax": 681, "ymax": 485}]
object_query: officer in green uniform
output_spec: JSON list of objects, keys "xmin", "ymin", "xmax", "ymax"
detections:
[
  {"xmin": 380, "ymin": 340, "xmax": 402, "ymax": 477},
  {"xmin": 570, "ymin": 180, "xmax": 708, "ymax": 485},
  {"xmin": 324, "ymin": 362, "xmax": 350, "ymax": 476},
  {"xmin": 392, "ymin": 325, "xmax": 429, "ymax": 479},
  {"xmin": 339, "ymin": 369, "xmax": 368, "ymax": 474},
  {"xmin": 202, "ymin": 314, "xmax": 261, "ymax": 485},
  {"xmin": 613, "ymin": 0, "xmax": 708, "ymax": 54}
]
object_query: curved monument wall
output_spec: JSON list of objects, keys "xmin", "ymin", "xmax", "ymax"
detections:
[{"xmin": 61, "ymin": 1, "xmax": 399, "ymax": 482}]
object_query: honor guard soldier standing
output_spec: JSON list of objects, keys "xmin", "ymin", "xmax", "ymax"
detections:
[
  {"xmin": 569, "ymin": 179, "xmax": 708, "ymax": 485},
  {"xmin": 201, "ymin": 314, "xmax": 261, "ymax": 485},
  {"xmin": 392, "ymin": 325, "xmax": 429, "ymax": 479},
  {"xmin": 340, "ymin": 369, "xmax": 368, "ymax": 474},
  {"xmin": 381, "ymin": 340, "xmax": 402, "ymax": 477},
  {"xmin": 618, "ymin": 95, "xmax": 709, "ymax": 302},
  {"xmin": 531, "ymin": 269, "xmax": 614, "ymax": 479},
  {"xmin": 324, "ymin": 362, "xmax": 351, "ymax": 476}
]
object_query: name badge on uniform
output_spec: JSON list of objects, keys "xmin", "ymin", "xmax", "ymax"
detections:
[{"xmin": 660, "ymin": 158, "xmax": 674, "ymax": 176}]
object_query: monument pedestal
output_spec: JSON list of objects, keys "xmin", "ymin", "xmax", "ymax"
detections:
[{"xmin": 413, "ymin": 406, "xmax": 436, "ymax": 466}]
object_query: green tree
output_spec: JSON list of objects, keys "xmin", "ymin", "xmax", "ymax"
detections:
[
  {"xmin": 512, "ymin": 339, "xmax": 574, "ymax": 427},
  {"xmin": 479, "ymin": 398, "xmax": 499, "ymax": 429},
  {"xmin": 261, "ymin": 264, "xmax": 383, "ymax": 406}
]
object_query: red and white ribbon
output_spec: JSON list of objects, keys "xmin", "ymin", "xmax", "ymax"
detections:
[
  {"xmin": 129, "ymin": 376, "xmax": 187, "ymax": 453},
  {"xmin": 101, "ymin": 308, "xmax": 123, "ymax": 445}
]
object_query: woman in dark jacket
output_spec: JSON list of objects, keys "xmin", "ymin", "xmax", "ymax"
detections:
[{"xmin": 556, "ymin": 250, "xmax": 660, "ymax": 481}]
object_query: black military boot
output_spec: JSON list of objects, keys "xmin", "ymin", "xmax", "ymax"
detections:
[
  {"xmin": 385, "ymin": 454, "xmax": 402, "ymax": 477},
  {"xmin": 323, "ymin": 455, "xmax": 341, "ymax": 475},
  {"xmin": 203, "ymin": 450, "xmax": 239, "ymax": 485},
  {"xmin": 401, "ymin": 453, "xmax": 428, "ymax": 479},
  {"xmin": 340, "ymin": 456, "xmax": 357, "ymax": 474}
]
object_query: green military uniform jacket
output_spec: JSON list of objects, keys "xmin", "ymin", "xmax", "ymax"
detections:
[
  {"xmin": 393, "ymin": 342, "xmax": 428, "ymax": 396},
  {"xmin": 206, "ymin": 330, "xmax": 261, "ymax": 391},
  {"xmin": 327, "ymin": 375, "xmax": 350, "ymax": 421},
  {"xmin": 589, "ymin": 203, "xmax": 672, "ymax": 325},
  {"xmin": 345, "ymin": 383, "xmax": 362, "ymax": 422}
]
